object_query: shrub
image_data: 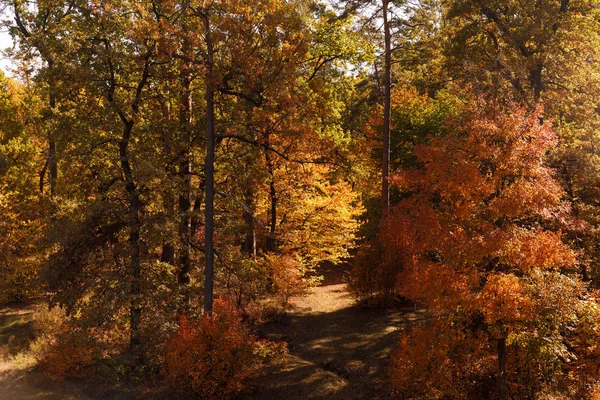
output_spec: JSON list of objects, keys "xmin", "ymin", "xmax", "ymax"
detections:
[
  {"xmin": 34, "ymin": 306, "xmax": 129, "ymax": 382},
  {"xmin": 164, "ymin": 298, "xmax": 259, "ymax": 399},
  {"xmin": 37, "ymin": 327, "xmax": 101, "ymax": 380},
  {"xmin": 218, "ymin": 245, "xmax": 270, "ymax": 308},
  {"xmin": 389, "ymin": 318, "xmax": 496, "ymax": 399},
  {"xmin": 263, "ymin": 253, "xmax": 321, "ymax": 305},
  {"xmin": 349, "ymin": 239, "xmax": 404, "ymax": 306}
]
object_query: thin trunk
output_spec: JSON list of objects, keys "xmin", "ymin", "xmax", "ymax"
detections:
[
  {"xmin": 178, "ymin": 51, "xmax": 193, "ymax": 288},
  {"xmin": 382, "ymin": 0, "xmax": 392, "ymax": 215},
  {"xmin": 243, "ymin": 183, "xmax": 256, "ymax": 256},
  {"xmin": 161, "ymin": 97, "xmax": 175, "ymax": 264},
  {"xmin": 498, "ymin": 337, "xmax": 508, "ymax": 400},
  {"xmin": 40, "ymin": 59, "xmax": 57, "ymax": 197},
  {"xmin": 120, "ymin": 121, "xmax": 142, "ymax": 359},
  {"xmin": 191, "ymin": 178, "xmax": 206, "ymax": 238},
  {"xmin": 49, "ymin": 141, "xmax": 57, "ymax": 197},
  {"xmin": 265, "ymin": 145, "xmax": 277, "ymax": 253},
  {"xmin": 14, "ymin": 7, "xmax": 57, "ymax": 197},
  {"xmin": 203, "ymin": 12, "xmax": 216, "ymax": 314},
  {"xmin": 243, "ymin": 109, "xmax": 256, "ymax": 256},
  {"xmin": 563, "ymin": 162, "xmax": 587, "ymax": 281},
  {"xmin": 530, "ymin": 62, "xmax": 543, "ymax": 102},
  {"xmin": 161, "ymin": 244, "xmax": 175, "ymax": 264}
]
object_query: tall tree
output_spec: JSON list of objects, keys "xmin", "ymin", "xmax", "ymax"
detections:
[
  {"xmin": 3, "ymin": 0, "xmax": 83, "ymax": 197},
  {"xmin": 386, "ymin": 99, "xmax": 600, "ymax": 398}
]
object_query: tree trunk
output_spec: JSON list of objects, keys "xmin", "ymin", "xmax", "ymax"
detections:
[
  {"xmin": 497, "ymin": 337, "xmax": 508, "ymax": 400},
  {"xmin": 160, "ymin": 100, "xmax": 175, "ymax": 265},
  {"xmin": 191, "ymin": 178, "xmax": 205, "ymax": 239},
  {"xmin": 161, "ymin": 244, "xmax": 175, "ymax": 264},
  {"xmin": 40, "ymin": 58, "xmax": 57, "ymax": 198},
  {"xmin": 381, "ymin": 0, "xmax": 392, "ymax": 216},
  {"xmin": 203, "ymin": 12, "xmax": 216, "ymax": 314},
  {"xmin": 242, "ymin": 108, "xmax": 256, "ymax": 256},
  {"xmin": 530, "ymin": 62, "xmax": 543, "ymax": 102},
  {"xmin": 178, "ymin": 50, "xmax": 193, "ymax": 289},
  {"xmin": 120, "ymin": 121, "xmax": 142, "ymax": 360},
  {"xmin": 243, "ymin": 183, "xmax": 257, "ymax": 256},
  {"xmin": 265, "ymin": 150, "xmax": 278, "ymax": 253}
]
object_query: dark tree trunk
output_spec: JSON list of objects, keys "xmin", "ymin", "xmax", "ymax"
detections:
[
  {"xmin": 178, "ymin": 52, "xmax": 193, "ymax": 289},
  {"xmin": 243, "ymin": 184, "xmax": 256, "ymax": 256},
  {"xmin": 120, "ymin": 121, "xmax": 142, "ymax": 359},
  {"xmin": 160, "ymin": 100, "xmax": 175, "ymax": 265},
  {"xmin": 497, "ymin": 337, "xmax": 508, "ymax": 400},
  {"xmin": 40, "ymin": 58, "xmax": 58, "ymax": 198},
  {"xmin": 265, "ymin": 150, "xmax": 278, "ymax": 253},
  {"xmin": 381, "ymin": 0, "xmax": 391, "ymax": 216},
  {"xmin": 203, "ymin": 12, "xmax": 216, "ymax": 314},
  {"xmin": 161, "ymin": 244, "xmax": 175, "ymax": 264},
  {"xmin": 530, "ymin": 62, "xmax": 543, "ymax": 102},
  {"xmin": 49, "ymin": 140, "xmax": 57, "ymax": 197},
  {"xmin": 191, "ymin": 178, "xmax": 205, "ymax": 239},
  {"xmin": 242, "ymin": 108, "xmax": 256, "ymax": 256}
]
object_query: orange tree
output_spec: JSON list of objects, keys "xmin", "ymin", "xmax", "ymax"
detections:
[{"xmin": 386, "ymin": 100, "xmax": 600, "ymax": 399}]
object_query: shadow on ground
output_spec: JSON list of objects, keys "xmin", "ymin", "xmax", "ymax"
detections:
[
  {"xmin": 0, "ymin": 369, "xmax": 170, "ymax": 400},
  {"xmin": 242, "ymin": 267, "xmax": 427, "ymax": 400},
  {"xmin": 0, "ymin": 301, "xmax": 169, "ymax": 400}
]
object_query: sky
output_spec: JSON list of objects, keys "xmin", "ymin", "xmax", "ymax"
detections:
[
  {"xmin": 0, "ymin": 31, "xmax": 13, "ymax": 74},
  {"xmin": 0, "ymin": 9, "xmax": 14, "ymax": 75}
]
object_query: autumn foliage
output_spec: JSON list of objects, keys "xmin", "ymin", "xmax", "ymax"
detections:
[
  {"xmin": 385, "ymin": 101, "xmax": 600, "ymax": 398},
  {"xmin": 164, "ymin": 298, "xmax": 259, "ymax": 399}
]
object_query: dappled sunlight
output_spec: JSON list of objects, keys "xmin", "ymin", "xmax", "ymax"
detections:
[{"xmin": 249, "ymin": 280, "xmax": 421, "ymax": 399}]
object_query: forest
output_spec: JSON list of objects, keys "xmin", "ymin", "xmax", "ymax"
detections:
[{"xmin": 2, "ymin": 0, "xmax": 600, "ymax": 399}]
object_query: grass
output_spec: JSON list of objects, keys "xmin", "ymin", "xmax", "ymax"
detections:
[{"xmin": 0, "ymin": 302, "xmax": 39, "ymax": 375}]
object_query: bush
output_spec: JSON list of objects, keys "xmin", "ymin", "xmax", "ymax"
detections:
[
  {"xmin": 263, "ymin": 253, "xmax": 321, "ymax": 305},
  {"xmin": 34, "ymin": 306, "xmax": 129, "ymax": 382},
  {"xmin": 350, "ymin": 240, "xmax": 403, "ymax": 305},
  {"xmin": 389, "ymin": 318, "xmax": 496, "ymax": 399},
  {"xmin": 164, "ymin": 298, "xmax": 259, "ymax": 399},
  {"xmin": 39, "ymin": 330, "xmax": 101, "ymax": 380}
]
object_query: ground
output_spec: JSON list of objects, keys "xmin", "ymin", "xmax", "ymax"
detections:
[
  {"xmin": 242, "ymin": 264, "xmax": 426, "ymax": 399},
  {"xmin": 0, "ymin": 266, "xmax": 422, "ymax": 399}
]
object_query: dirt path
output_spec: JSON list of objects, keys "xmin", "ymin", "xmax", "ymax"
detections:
[
  {"xmin": 243, "ymin": 269, "xmax": 425, "ymax": 400},
  {"xmin": 0, "ymin": 268, "xmax": 422, "ymax": 400}
]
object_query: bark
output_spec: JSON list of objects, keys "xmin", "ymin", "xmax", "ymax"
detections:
[
  {"xmin": 39, "ymin": 59, "xmax": 57, "ymax": 197},
  {"xmin": 48, "ymin": 61, "xmax": 57, "ymax": 198},
  {"xmin": 243, "ymin": 183, "xmax": 257, "ymax": 256},
  {"xmin": 381, "ymin": 0, "xmax": 392, "ymax": 215},
  {"xmin": 530, "ymin": 62, "xmax": 543, "ymax": 102},
  {"xmin": 120, "ymin": 121, "xmax": 142, "ymax": 359},
  {"xmin": 104, "ymin": 39, "xmax": 151, "ymax": 359},
  {"xmin": 265, "ymin": 149, "xmax": 278, "ymax": 253},
  {"xmin": 203, "ymin": 12, "xmax": 216, "ymax": 314},
  {"xmin": 191, "ymin": 178, "xmax": 206, "ymax": 238},
  {"xmin": 160, "ymin": 97, "xmax": 175, "ymax": 265},
  {"xmin": 178, "ymin": 48, "xmax": 193, "ymax": 288},
  {"xmin": 497, "ymin": 337, "xmax": 508, "ymax": 400},
  {"xmin": 242, "ymin": 108, "xmax": 256, "ymax": 256}
]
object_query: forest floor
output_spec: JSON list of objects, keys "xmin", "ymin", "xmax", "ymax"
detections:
[
  {"xmin": 0, "ymin": 266, "xmax": 424, "ymax": 399},
  {"xmin": 242, "ymin": 264, "xmax": 426, "ymax": 400}
]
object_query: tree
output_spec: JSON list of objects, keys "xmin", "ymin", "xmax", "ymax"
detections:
[
  {"xmin": 0, "ymin": 72, "xmax": 45, "ymax": 302},
  {"xmin": 386, "ymin": 100, "xmax": 600, "ymax": 398}
]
